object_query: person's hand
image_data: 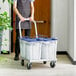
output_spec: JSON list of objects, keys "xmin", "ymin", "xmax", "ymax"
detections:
[
  {"xmin": 20, "ymin": 16, "xmax": 26, "ymax": 22},
  {"xmin": 29, "ymin": 16, "xmax": 34, "ymax": 21}
]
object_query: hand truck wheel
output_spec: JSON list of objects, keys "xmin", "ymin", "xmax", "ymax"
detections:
[
  {"xmin": 21, "ymin": 59, "xmax": 24, "ymax": 66},
  {"xmin": 50, "ymin": 61, "xmax": 55, "ymax": 68},
  {"xmin": 43, "ymin": 61, "xmax": 47, "ymax": 64},
  {"xmin": 27, "ymin": 63, "xmax": 32, "ymax": 70}
]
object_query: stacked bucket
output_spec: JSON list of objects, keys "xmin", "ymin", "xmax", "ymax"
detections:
[{"xmin": 20, "ymin": 37, "xmax": 57, "ymax": 61}]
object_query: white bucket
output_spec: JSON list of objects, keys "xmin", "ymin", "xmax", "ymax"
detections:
[
  {"xmin": 41, "ymin": 39, "xmax": 57, "ymax": 60},
  {"xmin": 20, "ymin": 39, "xmax": 42, "ymax": 60}
]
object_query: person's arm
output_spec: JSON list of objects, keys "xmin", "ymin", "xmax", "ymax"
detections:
[
  {"xmin": 30, "ymin": 1, "xmax": 35, "ymax": 21},
  {"xmin": 13, "ymin": 0, "xmax": 25, "ymax": 22}
]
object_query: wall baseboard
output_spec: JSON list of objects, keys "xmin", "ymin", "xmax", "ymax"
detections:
[
  {"xmin": 57, "ymin": 51, "xmax": 76, "ymax": 65},
  {"xmin": 57, "ymin": 51, "xmax": 67, "ymax": 55}
]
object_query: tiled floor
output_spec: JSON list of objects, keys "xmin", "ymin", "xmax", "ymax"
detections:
[{"xmin": 0, "ymin": 53, "xmax": 76, "ymax": 76}]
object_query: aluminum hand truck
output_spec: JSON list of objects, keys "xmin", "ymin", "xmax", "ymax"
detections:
[{"xmin": 19, "ymin": 19, "xmax": 57, "ymax": 69}]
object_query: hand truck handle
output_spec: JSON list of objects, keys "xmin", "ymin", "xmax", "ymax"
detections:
[{"xmin": 19, "ymin": 18, "xmax": 38, "ymax": 38}]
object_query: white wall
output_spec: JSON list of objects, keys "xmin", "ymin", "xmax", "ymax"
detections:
[
  {"xmin": 68, "ymin": 0, "xmax": 76, "ymax": 61},
  {"xmin": 0, "ymin": 1, "xmax": 11, "ymax": 52},
  {"xmin": 68, "ymin": 0, "xmax": 74, "ymax": 60},
  {"xmin": 51, "ymin": 0, "xmax": 69, "ymax": 51},
  {"xmin": 74, "ymin": 0, "xmax": 76, "ymax": 61},
  {"xmin": 51, "ymin": 0, "xmax": 76, "ymax": 61}
]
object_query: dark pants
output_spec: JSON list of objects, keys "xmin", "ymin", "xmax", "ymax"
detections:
[{"xmin": 15, "ymin": 29, "xmax": 30, "ymax": 57}]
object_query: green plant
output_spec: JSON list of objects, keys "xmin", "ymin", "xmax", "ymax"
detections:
[
  {"xmin": 0, "ymin": 11, "xmax": 12, "ymax": 53},
  {"xmin": 0, "ymin": 0, "xmax": 13, "ymax": 53},
  {"xmin": 0, "ymin": 11, "xmax": 12, "ymax": 31}
]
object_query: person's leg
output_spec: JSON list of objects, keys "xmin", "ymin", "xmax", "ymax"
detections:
[
  {"xmin": 25, "ymin": 29, "xmax": 30, "ymax": 37},
  {"xmin": 14, "ymin": 29, "xmax": 22, "ymax": 60}
]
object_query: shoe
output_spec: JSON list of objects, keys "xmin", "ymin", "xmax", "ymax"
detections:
[{"xmin": 14, "ymin": 56, "xmax": 19, "ymax": 61}]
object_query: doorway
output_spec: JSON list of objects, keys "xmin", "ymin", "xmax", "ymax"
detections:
[{"xmin": 11, "ymin": 0, "xmax": 51, "ymax": 52}]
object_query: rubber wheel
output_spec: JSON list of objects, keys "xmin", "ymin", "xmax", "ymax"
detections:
[
  {"xmin": 43, "ymin": 61, "xmax": 47, "ymax": 64},
  {"xmin": 21, "ymin": 60, "xmax": 24, "ymax": 66},
  {"xmin": 27, "ymin": 63, "xmax": 32, "ymax": 70},
  {"xmin": 50, "ymin": 61, "xmax": 55, "ymax": 68}
]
